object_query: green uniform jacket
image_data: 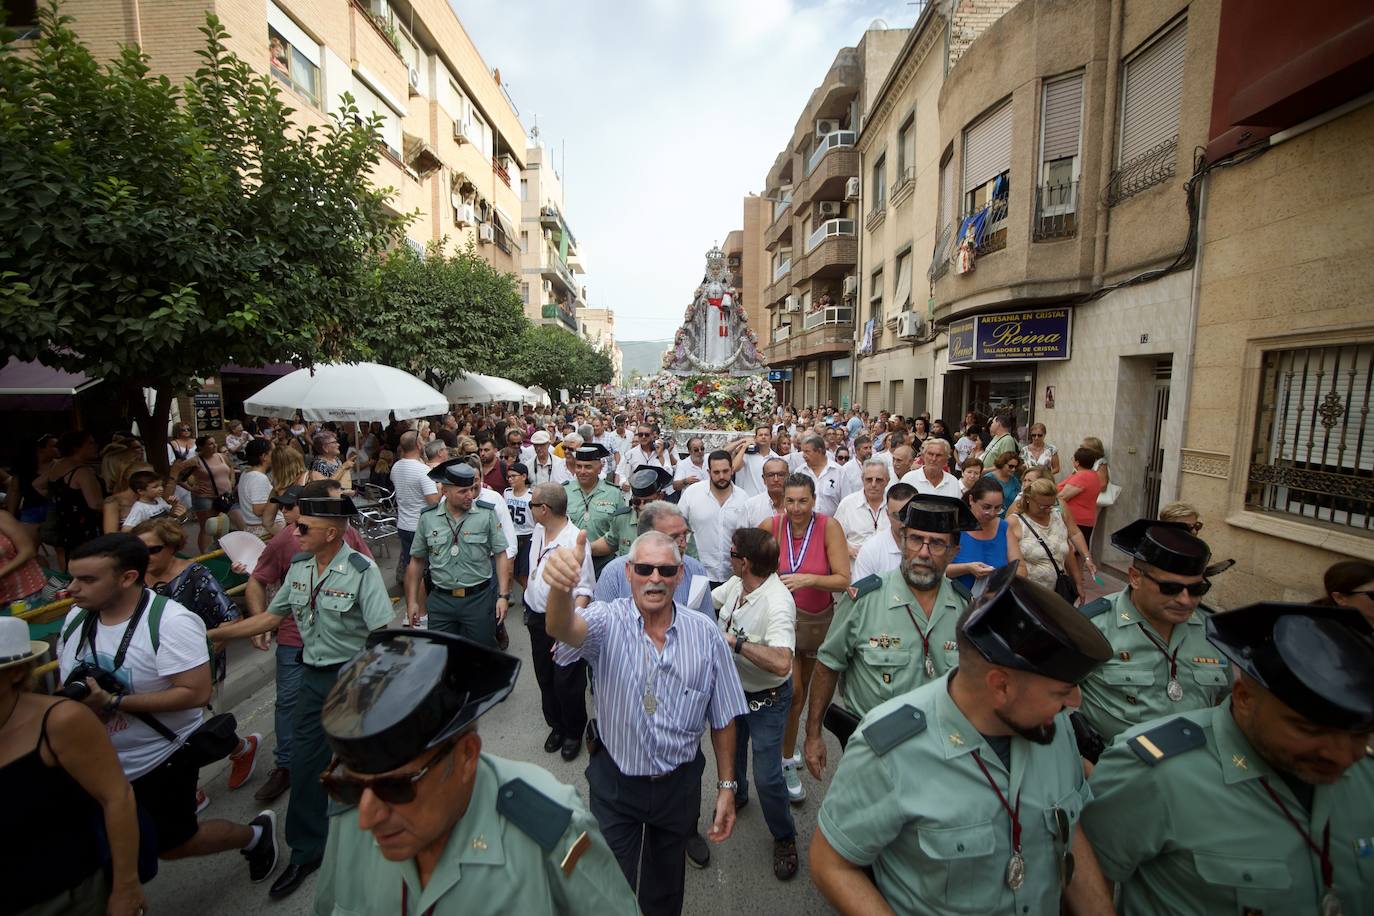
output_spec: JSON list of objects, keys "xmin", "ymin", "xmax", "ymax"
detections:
[
  {"xmin": 314, "ymin": 753, "xmax": 639, "ymax": 916},
  {"xmin": 563, "ymin": 480, "xmax": 622, "ymax": 547},
  {"xmin": 266, "ymin": 543, "xmax": 395, "ymax": 666},
  {"xmin": 818, "ymin": 674, "xmax": 1090, "ymax": 914},
  {"xmin": 816, "ymin": 571, "xmax": 969, "ymax": 718},
  {"xmin": 412, "ymin": 499, "xmax": 508, "ymax": 589},
  {"xmin": 604, "ymin": 506, "xmax": 637, "ymax": 558},
  {"xmin": 1077, "ymin": 589, "xmax": 1229, "ymax": 742},
  {"xmin": 1082, "ymin": 700, "xmax": 1374, "ymax": 915}
]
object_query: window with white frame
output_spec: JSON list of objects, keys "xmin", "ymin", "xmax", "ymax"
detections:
[
  {"xmin": 267, "ymin": 3, "xmax": 320, "ymax": 107},
  {"xmin": 962, "ymin": 99, "xmax": 1012, "ymax": 216},
  {"xmin": 870, "ymin": 268, "xmax": 883, "ymax": 326},
  {"xmin": 896, "ymin": 112, "xmax": 915, "ymax": 186},
  {"xmin": 892, "ymin": 249, "xmax": 912, "ymax": 313},
  {"xmin": 1036, "ymin": 71, "xmax": 1083, "ymax": 239},
  {"xmin": 350, "ymin": 76, "xmax": 402, "ymax": 158},
  {"xmin": 1111, "ymin": 16, "xmax": 1187, "ymax": 203},
  {"xmin": 871, "ymin": 154, "xmax": 886, "ymax": 213}
]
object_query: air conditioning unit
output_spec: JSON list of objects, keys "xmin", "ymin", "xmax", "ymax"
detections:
[
  {"xmin": 898, "ymin": 311, "xmax": 925, "ymax": 340},
  {"xmin": 842, "ymin": 275, "xmax": 858, "ymax": 298},
  {"xmin": 784, "ymin": 295, "xmax": 800, "ymax": 313},
  {"xmin": 815, "ymin": 119, "xmax": 840, "ymax": 138},
  {"xmin": 817, "ymin": 201, "xmax": 842, "ymax": 218},
  {"xmin": 453, "ymin": 203, "xmax": 475, "ymax": 227},
  {"xmin": 407, "ymin": 66, "xmax": 421, "ymax": 94},
  {"xmin": 478, "ymin": 223, "xmax": 495, "ymax": 243},
  {"xmin": 845, "ymin": 177, "xmax": 860, "ymax": 200},
  {"xmin": 452, "ymin": 120, "xmax": 468, "ymax": 143}
]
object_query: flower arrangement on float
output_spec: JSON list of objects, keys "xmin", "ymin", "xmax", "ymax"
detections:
[{"xmin": 647, "ymin": 373, "xmax": 776, "ymax": 431}]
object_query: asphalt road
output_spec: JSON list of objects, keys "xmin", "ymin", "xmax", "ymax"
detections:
[{"xmin": 143, "ymin": 544, "xmax": 848, "ymax": 916}]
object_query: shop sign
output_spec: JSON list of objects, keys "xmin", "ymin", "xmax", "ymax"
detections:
[
  {"xmin": 947, "ymin": 308, "xmax": 1071, "ymax": 364},
  {"xmin": 193, "ymin": 391, "xmax": 223, "ymax": 432},
  {"xmin": 767, "ymin": 369, "xmax": 793, "ymax": 382}
]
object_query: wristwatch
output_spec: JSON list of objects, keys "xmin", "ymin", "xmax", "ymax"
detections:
[
  {"xmin": 717, "ymin": 780, "xmax": 738, "ymax": 793},
  {"xmin": 733, "ymin": 633, "xmax": 748, "ymax": 654},
  {"xmin": 498, "ymin": 593, "xmax": 511, "ymax": 600}
]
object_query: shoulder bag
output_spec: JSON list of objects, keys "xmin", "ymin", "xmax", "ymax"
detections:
[{"xmin": 1021, "ymin": 515, "xmax": 1080, "ymax": 605}]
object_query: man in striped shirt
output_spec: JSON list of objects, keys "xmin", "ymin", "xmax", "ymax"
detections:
[{"xmin": 543, "ymin": 529, "xmax": 748, "ymax": 916}]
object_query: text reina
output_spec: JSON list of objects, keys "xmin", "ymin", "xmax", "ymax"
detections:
[{"xmin": 987, "ymin": 321, "xmax": 1064, "ymax": 348}]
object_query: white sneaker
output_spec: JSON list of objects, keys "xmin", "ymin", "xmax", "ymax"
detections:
[{"xmin": 782, "ymin": 757, "xmax": 806, "ymax": 804}]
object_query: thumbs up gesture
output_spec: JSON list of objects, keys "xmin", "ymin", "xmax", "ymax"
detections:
[{"xmin": 542, "ymin": 529, "xmax": 587, "ymax": 593}]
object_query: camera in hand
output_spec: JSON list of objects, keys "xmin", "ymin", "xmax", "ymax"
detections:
[
  {"xmin": 56, "ymin": 662, "xmax": 125, "ymax": 701},
  {"xmin": 745, "ymin": 445, "xmax": 759, "ymax": 454}
]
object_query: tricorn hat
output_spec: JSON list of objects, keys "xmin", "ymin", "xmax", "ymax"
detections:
[
  {"xmin": 322, "ymin": 630, "xmax": 521, "ymax": 774},
  {"xmin": 900, "ymin": 494, "xmax": 979, "ymax": 534},
  {"xmin": 428, "ymin": 458, "xmax": 477, "ymax": 486},
  {"xmin": 298, "ymin": 495, "xmax": 359, "ymax": 518},
  {"xmin": 1111, "ymin": 519, "xmax": 1223, "ymax": 578},
  {"xmin": 961, "ymin": 563, "xmax": 1112, "ymax": 684},
  {"xmin": 1206, "ymin": 603, "xmax": 1374, "ymax": 732},
  {"xmin": 630, "ymin": 466, "xmax": 673, "ymax": 497},
  {"xmin": 574, "ymin": 443, "xmax": 610, "ymax": 462}
]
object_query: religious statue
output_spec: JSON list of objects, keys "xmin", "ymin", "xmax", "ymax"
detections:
[{"xmin": 661, "ymin": 245, "xmax": 766, "ymax": 376}]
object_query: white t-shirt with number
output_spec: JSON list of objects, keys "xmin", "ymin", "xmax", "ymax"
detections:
[
  {"xmin": 505, "ymin": 488, "xmax": 534, "ymax": 537},
  {"xmin": 58, "ymin": 591, "xmax": 208, "ymax": 780}
]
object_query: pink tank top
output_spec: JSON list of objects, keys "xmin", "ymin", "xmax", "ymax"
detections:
[{"xmin": 773, "ymin": 512, "xmax": 834, "ymax": 615}]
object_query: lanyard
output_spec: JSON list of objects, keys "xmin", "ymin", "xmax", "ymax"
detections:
[
  {"xmin": 443, "ymin": 506, "xmax": 470, "ymax": 544},
  {"xmin": 900, "ymin": 604, "xmax": 935, "ymax": 675},
  {"xmin": 1135, "ymin": 623, "xmax": 1181, "ymax": 682},
  {"xmin": 307, "ymin": 567, "xmax": 333, "ymax": 621},
  {"xmin": 1258, "ymin": 777, "xmax": 1334, "ymax": 894},
  {"xmin": 785, "ymin": 515, "xmax": 817, "ymax": 574},
  {"xmin": 864, "ymin": 501, "xmax": 882, "ymax": 530},
  {"xmin": 971, "ymin": 750, "xmax": 1022, "ymax": 856},
  {"xmin": 400, "ymin": 880, "xmax": 436, "ymax": 916}
]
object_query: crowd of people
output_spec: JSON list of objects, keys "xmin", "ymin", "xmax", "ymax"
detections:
[{"xmin": 0, "ymin": 397, "xmax": 1371, "ymax": 916}]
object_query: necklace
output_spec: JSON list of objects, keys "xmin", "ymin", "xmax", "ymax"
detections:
[
  {"xmin": 1135, "ymin": 623, "xmax": 1184, "ymax": 701},
  {"xmin": 971, "ymin": 750, "xmax": 1025, "ymax": 890}
]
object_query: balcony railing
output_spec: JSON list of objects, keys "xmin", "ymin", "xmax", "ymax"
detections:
[
  {"xmin": 806, "ymin": 131, "xmax": 856, "ymax": 176},
  {"xmin": 773, "ymin": 324, "xmax": 791, "ymax": 341},
  {"xmin": 806, "ymin": 218, "xmax": 856, "ymax": 254},
  {"xmin": 929, "ymin": 222, "xmax": 953, "ymax": 283},
  {"xmin": 890, "ymin": 167, "xmax": 915, "ymax": 202},
  {"xmin": 956, "ymin": 195, "xmax": 1010, "ymax": 259},
  {"xmin": 802, "ymin": 305, "xmax": 854, "ymax": 331},
  {"xmin": 773, "ymin": 192, "xmax": 793, "ymax": 220},
  {"xmin": 1106, "ymin": 135, "xmax": 1178, "ymax": 206},
  {"xmin": 1033, "ymin": 180, "xmax": 1079, "ymax": 241},
  {"xmin": 773, "ymin": 258, "xmax": 792, "ymax": 281}
]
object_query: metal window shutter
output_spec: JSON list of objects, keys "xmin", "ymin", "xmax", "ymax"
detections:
[
  {"xmin": 962, "ymin": 100, "xmax": 1013, "ymax": 194},
  {"xmin": 939, "ymin": 161, "xmax": 955, "ymax": 228},
  {"xmin": 1041, "ymin": 73, "xmax": 1082, "ymax": 162},
  {"xmin": 1119, "ymin": 19, "xmax": 1188, "ymax": 164}
]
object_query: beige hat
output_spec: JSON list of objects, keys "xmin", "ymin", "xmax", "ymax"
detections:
[
  {"xmin": 530, "ymin": 430, "xmax": 551, "ymax": 445},
  {"xmin": 0, "ymin": 617, "xmax": 48, "ymax": 671}
]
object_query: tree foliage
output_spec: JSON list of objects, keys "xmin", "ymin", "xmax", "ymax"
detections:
[
  {"xmin": 359, "ymin": 240, "xmax": 527, "ymax": 386},
  {"xmin": 508, "ymin": 325, "xmax": 614, "ymax": 397},
  {"xmin": 0, "ymin": 7, "xmax": 406, "ymax": 470}
]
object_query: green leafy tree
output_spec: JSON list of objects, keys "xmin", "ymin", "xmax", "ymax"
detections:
[
  {"xmin": 509, "ymin": 325, "xmax": 614, "ymax": 397},
  {"xmin": 360, "ymin": 240, "xmax": 527, "ymax": 387},
  {"xmin": 0, "ymin": 8, "xmax": 406, "ymax": 472}
]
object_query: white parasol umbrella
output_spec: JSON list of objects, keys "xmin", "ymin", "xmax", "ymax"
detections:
[
  {"xmin": 443, "ymin": 372, "xmax": 530, "ymax": 405},
  {"xmin": 243, "ymin": 363, "xmax": 448, "ymax": 422},
  {"xmin": 526, "ymin": 385, "xmax": 552, "ymax": 407}
]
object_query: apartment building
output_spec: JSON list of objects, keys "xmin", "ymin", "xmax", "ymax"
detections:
[
  {"xmin": 56, "ymin": 0, "xmax": 526, "ymax": 273},
  {"xmin": 759, "ymin": 27, "xmax": 909, "ymax": 409},
  {"xmin": 1174, "ymin": 0, "xmax": 1374, "ymax": 605},
  {"xmin": 519, "ymin": 142, "xmax": 586, "ymax": 332},
  {"xmin": 854, "ymin": 1, "xmax": 1018, "ymax": 418},
  {"xmin": 576, "ymin": 307, "xmax": 622, "ymax": 387}
]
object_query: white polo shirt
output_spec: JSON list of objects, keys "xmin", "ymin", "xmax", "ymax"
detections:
[
  {"xmin": 901, "ymin": 468, "xmax": 964, "ymax": 499},
  {"xmin": 797, "ymin": 458, "xmax": 844, "ymax": 517},
  {"xmin": 834, "ymin": 490, "xmax": 887, "ymax": 554},
  {"xmin": 852, "ymin": 527, "xmax": 902, "ymax": 583},
  {"xmin": 734, "ymin": 448, "xmax": 774, "ymax": 498},
  {"xmin": 678, "ymin": 481, "xmax": 751, "ymax": 582},
  {"xmin": 712, "ymin": 573, "xmax": 796, "ymax": 692},
  {"xmin": 523, "ymin": 521, "xmax": 595, "ymax": 614},
  {"xmin": 673, "ymin": 458, "xmax": 708, "ymax": 489}
]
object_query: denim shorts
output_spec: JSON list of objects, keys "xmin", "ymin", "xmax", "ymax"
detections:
[{"xmin": 191, "ymin": 496, "xmax": 215, "ymax": 513}]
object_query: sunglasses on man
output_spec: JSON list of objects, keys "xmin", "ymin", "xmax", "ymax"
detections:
[
  {"xmin": 631, "ymin": 562, "xmax": 680, "ymax": 578},
  {"xmin": 320, "ymin": 743, "xmax": 454, "ymax": 806},
  {"xmin": 1138, "ymin": 569, "xmax": 1211, "ymax": 597}
]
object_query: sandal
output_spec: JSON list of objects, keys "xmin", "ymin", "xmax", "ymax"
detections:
[{"xmin": 773, "ymin": 837, "xmax": 799, "ymax": 881}]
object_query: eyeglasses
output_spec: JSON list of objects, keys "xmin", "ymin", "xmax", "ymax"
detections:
[
  {"xmin": 1138, "ymin": 569, "xmax": 1211, "ymax": 597},
  {"xmin": 836, "ymin": 455, "xmax": 850, "ymax": 462},
  {"xmin": 1186, "ymin": 522, "xmax": 1203, "ymax": 533},
  {"xmin": 1052, "ymin": 805, "xmax": 1076, "ymax": 887},
  {"xmin": 320, "ymin": 743, "xmax": 454, "ymax": 806},
  {"xmin": 902, "ymin": 535, "xmax": 953, "ymax": 555},
  {"xmin": 295, "ymin": 522, "xmax": 314, "ymax": 535},
  {"xmin": 763, "ymin": 471, "xmax": 788, "ymax": 478},
  {"xmin": 529, "ymin": 502, "xmax": 546, "ymax": 509},
  {"xmin": 1343, "ymin": 589, "xmax": 1374, "ymax": 599},
  {"xmin": 631, "ymin": 562, "xmax": 681, "ymax": 578},
  {"xmin": 637, "ymin": 431, "xmax": 653, "ymax": 437},
  {"xmin": 1030, "ymin": 433, "xmax": 1045, "ymax": 439},
  {"xmin": 146, "ymin": 544, "xmax": 167, "ymax": 555},
  {"xmin": 729, "ymin": 551, "xmax": 744, "ymax": 560}
]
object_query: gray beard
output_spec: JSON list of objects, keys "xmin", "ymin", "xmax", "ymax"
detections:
[{"xmin": 901, "ymin": 558, "xmax": 939, "ymax": 591}]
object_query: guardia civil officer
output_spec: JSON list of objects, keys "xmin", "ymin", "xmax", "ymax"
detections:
[
  {"xmin": 804, "ymin": 494, "xmax": 975, "ymax": 777},
  {"xmin": 313, "ymin": 629, "xmax": 640, "ymax": 915},
  {"xmin": 208, "ymin": 495, "xmax": 396, "ymax": 899},
  {"xmin": 407, "ymin": 460, "xmax": 511, "ymax": 647},
  {"xmin": 591, "ymin": 465, "xmax": 674, "ymax": 560},
  {"xmin": 811, "ymin": 563, "xmax": 1117, "ymax": 915},
  {"xmin": 1075, "ymin": 519, "xmax": 1234, "ymax": 751},
  {"xmin": 1082, "ymin": 603, "xmax": 1374, "ymax": 916},
  {"xmin": 563, "ymin": 443, "xmax": 624, "ymax": 576}
]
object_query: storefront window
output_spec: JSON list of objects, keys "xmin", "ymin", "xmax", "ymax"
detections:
[{"xmin": 965, "ymin": 368, "xmax": 1033, "ymax": 437}]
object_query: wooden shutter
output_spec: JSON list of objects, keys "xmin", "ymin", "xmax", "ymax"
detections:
[
  {"xmin": 1041, "ymin": 73, "xmax": 1083, "ymax": 162},
  {"xmin": 962, "ymin": 99, "xmax": 1013, "ymax": 195},
  {"xmin": 1119, "ymin": 18, "xmax": 1188, "ymax": 165}
]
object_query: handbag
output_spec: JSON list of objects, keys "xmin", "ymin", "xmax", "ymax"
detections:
[
  {"xmin": 1022, "ymin": 515, "xmax": 1080, "ymax": 605},
  {"xmin": 200, "ymin": 456, "xmax": 234, "ymax": 514},
  {"xmin": 1096, "ymin": 482, "xmax": 1122, "ymax": 507}
]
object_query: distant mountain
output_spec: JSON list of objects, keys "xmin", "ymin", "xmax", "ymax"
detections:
[{"xmin": 619, "ymin": 340, "xmax": 672, "ymax": 381}]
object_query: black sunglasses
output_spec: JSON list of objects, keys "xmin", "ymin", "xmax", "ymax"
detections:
[
  {"xmin": 320, "ymin": 743, "xmax": 454, "ymax": 806},
  {"xmin": 146, "ymin": 544, "xmax": 167, "ymax": 555},
  {"xmin": 729, "ymin": 551, "xmax": 744, "ymax": 560},
  {"xmin": 1139, "ymin": 569, "xmax": 1211, "ymax": 597},
  {"xmin": 631, "ymin": 562, "xmax": 680, "ymax": 578},
  {"xmin": 529, "ymin": 502, "xmax": 546, "ymax": 509}
]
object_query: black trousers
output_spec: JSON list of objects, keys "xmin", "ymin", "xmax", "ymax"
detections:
[
  {"xmin": 586, "ymin": 749, "xmax": 704, "ymax": 916},
  {"xmin": 525, "ymin": 611, "xmax": 587, "ymax": 739}
]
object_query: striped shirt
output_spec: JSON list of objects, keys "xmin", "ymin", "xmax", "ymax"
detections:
[{"xmin": 554, "ymin": 597, "xmax": 748, "ymax": 776}]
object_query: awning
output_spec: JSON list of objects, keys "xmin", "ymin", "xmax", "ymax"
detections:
[
  {"xmin": 219, "ymin": 362, "xmax": 297, "ymax": 377},
  {"xmin": 492, "ymin": 208, "xmax": 517, "ymax": 239},
  {"xmin": 0, "ymin": 359, "xmax": 103, "ymax": 410},
  {"xmin": 403, "ymin": 132, "xmax": 443, "ymax": 177}
]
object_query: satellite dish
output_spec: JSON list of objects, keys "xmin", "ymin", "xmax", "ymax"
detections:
[{"xmin": 869, "ymin": 17, "xmax": 890, "ymax": 30}]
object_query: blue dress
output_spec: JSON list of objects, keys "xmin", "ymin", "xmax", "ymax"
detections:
[{"xmin": 951, "ymin": 519, "xmax": 1009, "ymax": 590}]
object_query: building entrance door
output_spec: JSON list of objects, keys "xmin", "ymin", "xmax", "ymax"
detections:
[{"xmin": 1142, "ymin": 359, "xmax": 1172, "ymax": 519}]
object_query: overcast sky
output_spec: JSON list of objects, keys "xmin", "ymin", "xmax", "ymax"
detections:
[{"xmin": 453, "ymin": 0, "xmax": 914, "ymax": 341}]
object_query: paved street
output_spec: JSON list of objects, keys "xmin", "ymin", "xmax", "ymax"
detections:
[{"xmin": 145, "ymin": 542, "xmax": 848, "ymax": 915}]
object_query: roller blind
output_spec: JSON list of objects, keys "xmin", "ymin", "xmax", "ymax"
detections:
[
  {"xmin": 1119, "ymin": 18, "xmax": 1188, "ymax": 165},
  {"xmin": 1041, "ymin": 73, "xmax": 1083, "ymax": 162},
  {"xmin": 351, "ymin": 78, "xmax": 402, "ymax": 154},
  {"xmin": 962, "ymin": 99, "xmax": 1013, "ymax": 195},
  {"xmin": 939, "ymin": 159, "xmax": 955, "ymax": 228},
  {"xmin": 893, "ymin": 251, "xmax": 912, "ymax": 311},
  {"xmin": 268, "ymin": 2, "xmax": 319, "ymax": 66}
]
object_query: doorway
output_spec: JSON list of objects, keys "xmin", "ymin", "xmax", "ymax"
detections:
[{"xmin": 1141, "ymin": 359, "xmax": 1172, "ymax": 519}]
